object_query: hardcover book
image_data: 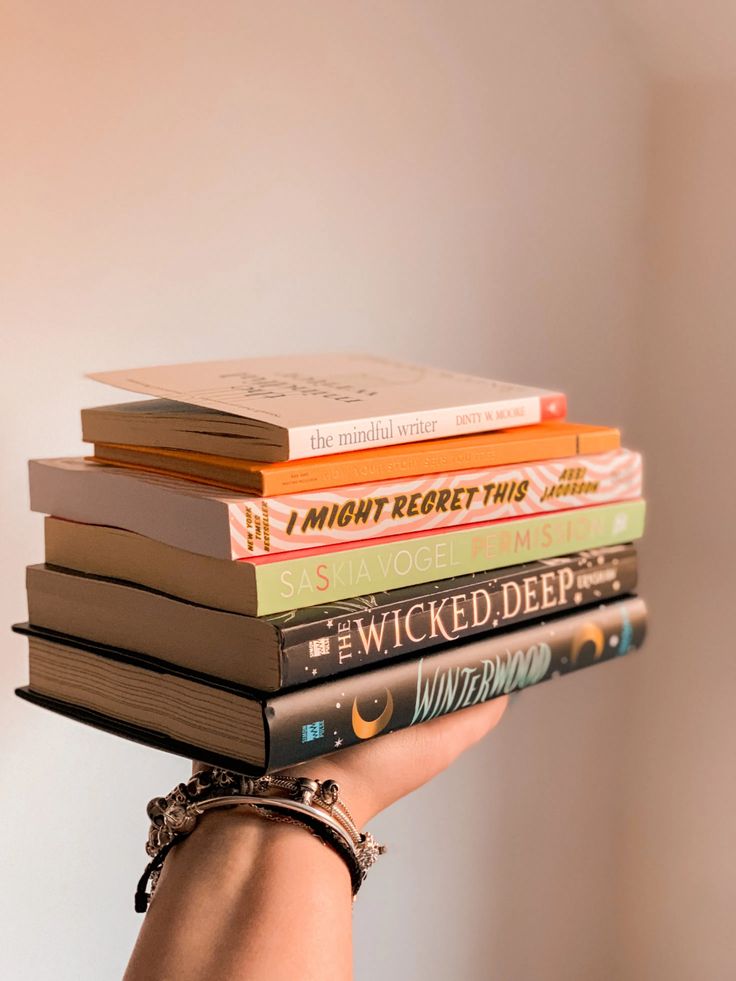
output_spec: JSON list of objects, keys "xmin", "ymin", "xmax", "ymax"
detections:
[
  {"xmin": 85, "ymin": 354, "xmax": 566, "ymax": 461},
  {"xmin": 43, "ymin": 500, "xmax": 646, "ymax": 615},
  {"xmin": 26, "ymin": 545, "xmax": 637, "ymax": 690},
  {"xmin": 29, "ymin": 450, "xmax": 641, "ymax": 557},
  {"xmin": 14, "ymin": 596, "xmax": 648, "ymax": 772},
  {"xmin": 89, "ymin": 420, "xmax": 622, "ymax": 496}
]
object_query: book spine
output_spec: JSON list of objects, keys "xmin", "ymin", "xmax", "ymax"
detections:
[
  {"xmin": 266, "ymin": 596, "xmax": 647, "ymax": 769},
  {"xmin": 252, "ymin": 499, "xmax": 646, "ymax": 615},
  {"xmin": 261, "ymin": 424, "xmax": 620, "ymax": 495},
  {"xmin": 233, "ymin": 450, "xmax": 641, "ymax": 556},
  {"xmin": 286, "ymin": 393, "xmax": 566, "ymax": 459},
  {"xmin": 277, "ymin": 546, "xmax": 638, "ymax": 686}
]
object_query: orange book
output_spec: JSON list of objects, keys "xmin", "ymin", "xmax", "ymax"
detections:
[{"xmin": 89, "ymin": 421, "xmax": 620, "ymax": 496}]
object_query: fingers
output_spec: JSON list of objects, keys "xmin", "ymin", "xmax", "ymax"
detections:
[
  {"xmin": 410, "ymin": 696, "xmax": 509, "ymax": 773},
  {"xmin": 275, "ymin": 697, "xmax": 509, "ymax": 826},
  {"xmin": 380, "ymin": 695, "xmax": 509, "ymax": 794}
]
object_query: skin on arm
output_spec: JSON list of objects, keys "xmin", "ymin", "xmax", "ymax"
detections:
[{"xmin": 124, "ymin": 696, "xmax": 508, "ymax": 981}]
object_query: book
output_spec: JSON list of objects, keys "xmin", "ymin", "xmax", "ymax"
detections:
[
  {"xmin": 43, "ymin": 501, "xmax": 646, "ymax": 615},
  {"xmin": 26, "ymin": 545, "xmax": 637, "ymax": 690},
  {"xmin": 29, "ymin": 450, "xmax": 642, "ymax": 557},
  {"xmin": 14, "ymin": 596, "xmax": 648, "ymax": 773},
  {"xmin": 85, "ymin": 354, "xmax": 566, "ymax": 461},
  {"xmin": 89, "ymin": 420, "xmax": 622, "ymax": 496}
]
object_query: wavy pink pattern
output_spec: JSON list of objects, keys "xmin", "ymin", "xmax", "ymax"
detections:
[{"xmin": 227, "ymin": 449, "xmax": 642, "ymax": 557}]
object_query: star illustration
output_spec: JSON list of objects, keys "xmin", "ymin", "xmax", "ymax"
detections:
[
  {"xmin": 334, "ymin": 738, "xmax": 343, "ymax": 748},
  {"xmin": 326, "ymin": 619, "xmax": 334, "ymax": 628},
  {"xmin": 311, "ymin": 668, "xmax": 318, "ymax": 676}
]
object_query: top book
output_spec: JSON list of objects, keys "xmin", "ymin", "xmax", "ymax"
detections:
[{"xmin": 87, "ymin": 354, "xmax": 566, "ymax": 462}]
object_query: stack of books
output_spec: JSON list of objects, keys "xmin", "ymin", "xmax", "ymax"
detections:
[{"xmin": 15, "ymin": 354, "xmax": 647, "ymax": 773}]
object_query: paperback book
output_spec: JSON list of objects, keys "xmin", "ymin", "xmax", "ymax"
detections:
[
  {"xmin": 89, "ymin": 420, "xmax": 621, "ymax": 496},
  {"xmin": 85, "ymin": 354, "xmax": 566, "ymax": 461},
  {"xmin": 29, "ymin": 450, "xmax": 641, "ymax": 557},
  {"xmin": 42, "ymin": 500, "xmax": 646, "ymax": 615}
]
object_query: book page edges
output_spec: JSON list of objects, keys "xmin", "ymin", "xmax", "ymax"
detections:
[{"xmin": 24, "ymin": 636, "xmax": 265, "ymax": 765}]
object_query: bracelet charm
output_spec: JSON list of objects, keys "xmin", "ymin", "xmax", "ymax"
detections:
[{"xmin": 135, "ymin": 767, "xmax": 386, "ymax": 912}]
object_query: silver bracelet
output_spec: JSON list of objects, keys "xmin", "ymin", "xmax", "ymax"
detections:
[{"xmin": 135, "ymin": 768, "xmax": 386, "ymax": 911}]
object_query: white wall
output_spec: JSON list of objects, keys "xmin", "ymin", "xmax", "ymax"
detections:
[
  {"xmin": 616, "ymin": 82, "xmax": 736, "ymax": 981},
  {"xmin": 1, "ymin": 4, "xmax": 653, "ymax": 979}
]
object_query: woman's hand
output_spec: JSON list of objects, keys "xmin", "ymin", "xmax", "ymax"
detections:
[
  {"xmin": 273, "ymin": 695, "xmax": 509, "ymax": 827},
  {"xmin": 130, "ymin": 701, "xmax": 509, "ymax": 981}
]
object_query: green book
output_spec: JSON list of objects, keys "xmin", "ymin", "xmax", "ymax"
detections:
[{"xmin": 45, "ymin": 500, "xmax": 645, "ymax": 616}]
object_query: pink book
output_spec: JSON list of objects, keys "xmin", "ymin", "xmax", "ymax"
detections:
[{"xmin": 29, "ymin": 449, "xmax": 641, "ymax": 558}]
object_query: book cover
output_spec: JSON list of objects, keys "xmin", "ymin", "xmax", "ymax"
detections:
[
  {"xmin": 272, "ymin": 544, "xmax": 638, "ymax": 684},
  {"xmin": 13, "ymin": 596, "xmax": 647, "ymax": 773},
  {"xmin": 220, "ymin": 448, "xmax": 641, "ymax": 555},
  {"xmin": 249, "ymin": 500, "xmax": 646, "ymax": 613},
  {"xmin": 29, "ymin": 450, "xmax": 641, "ymax": 558},
  {"xmin": 89, "ymin": 420, "xmax": 622, "ymax": 496},
  {"xmin": 87, "ymin": 354, "xmax": 566, "ymax": 460},
  {"xmin": 267, "ymin": 595, "xmax": 647, "ymax": 768}
]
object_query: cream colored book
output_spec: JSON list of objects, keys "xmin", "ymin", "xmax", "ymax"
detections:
[{"xmin": 86, "ymin": 353, "xmax": 566, "ymax": 462}]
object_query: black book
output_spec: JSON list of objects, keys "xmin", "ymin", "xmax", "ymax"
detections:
[
  {"xmin": 14, "ymin": 596, "xmax": 647, "ymax": 774},
  {"xmin": 27, "ymin": 544, "xmax": 637, "ymax": 690}
]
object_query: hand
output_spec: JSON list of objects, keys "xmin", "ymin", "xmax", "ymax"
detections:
[
  {"xmin": 277, "ymin": 695, "xmax": 509, "ymax": 827},
  {"xmin": 135, "ymin": 699, "xmax": 509, "ymax": 981}
]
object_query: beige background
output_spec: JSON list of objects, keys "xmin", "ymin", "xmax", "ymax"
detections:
[{"xmin": 1, "ymin": 3, "xmax": 734, "ymax": 979}]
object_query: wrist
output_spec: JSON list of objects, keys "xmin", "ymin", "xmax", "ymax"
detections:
[
  {"xmin": 138, "ymin": 767, "xmax": 385, "ymax": 911},
  {"xmin": 273, "ymin": 762, "xmax": 377, "ymax": 829},
  {"xmin": 128, "ymin": 802, "xmax": 354, "ymax": 981},
  {"xmin": 192, "ymin": 759, "xmax": 378, "ymax": 829},
  {"xmin": 166, "ymin": 806, "xmax": 353, "ymax": 896}
]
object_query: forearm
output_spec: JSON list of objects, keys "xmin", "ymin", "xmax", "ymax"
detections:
[
  {"xmin": 124, "ymin": 809, "xmax": 354, "ymax": 981},
  {"xmin": 125, "ymin": 701, "xmax": 508, "ymax": 979}
]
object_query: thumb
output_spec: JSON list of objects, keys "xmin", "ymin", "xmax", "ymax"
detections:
[
  {"xmin": 336, "ymin": 696, "xmax": 510, "ymax": 819},
  {"xmin": 391, "ymin": 695, "xmax": 509, "ymax": 783}
]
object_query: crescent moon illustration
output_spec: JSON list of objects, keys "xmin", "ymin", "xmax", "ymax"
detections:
[
  {"xmin": 351, "ymin": 690, "xmax": 395, "ymax": 740},
  {"xmin": 570, "ymin": 623, "xmax": 605, "ymax": 664}
]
